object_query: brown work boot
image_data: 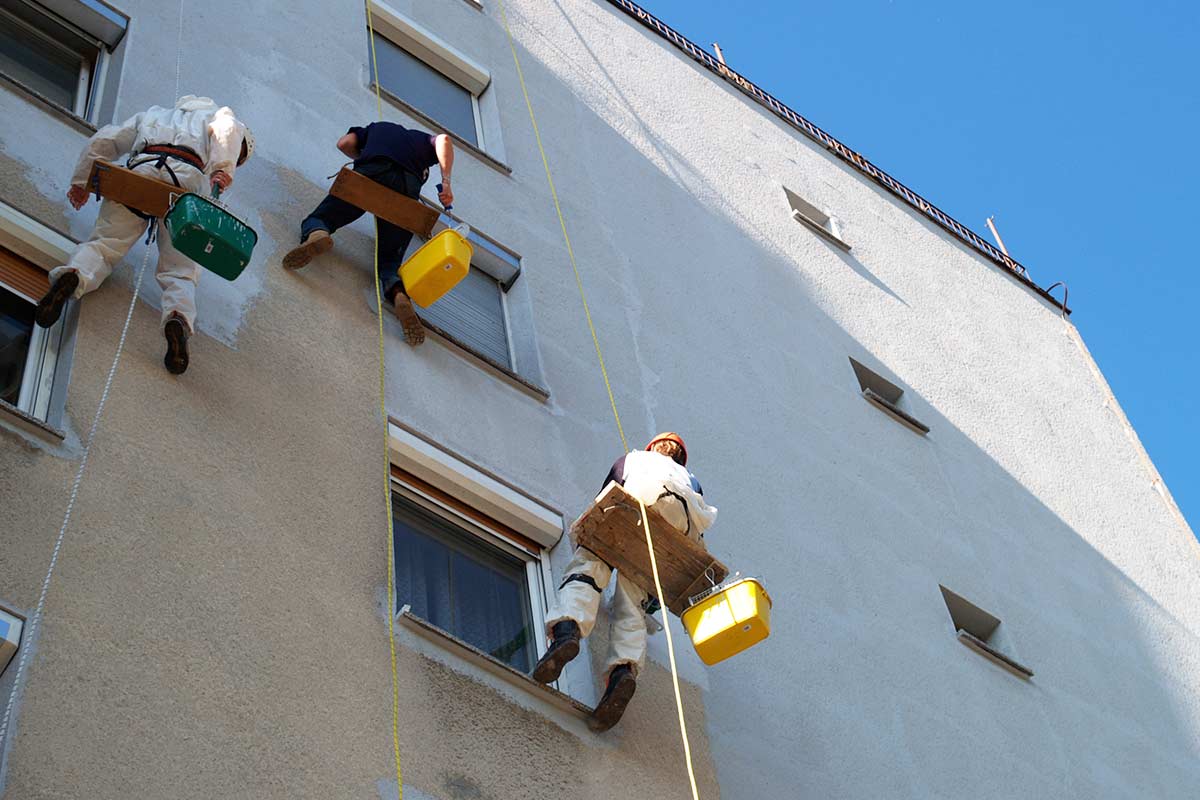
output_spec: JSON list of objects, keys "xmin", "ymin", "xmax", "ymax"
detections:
[
  {"xmin": 589, "ymin": 664, "xmax": 636, "ymax": 732},
  {"xmin": 391, "ymin": 291, "xmax": 425, "ymax": 346},
  {"xmin": 531, "ymin": 621, "xmax": 581, "ymax": 684},
  {"xmin": 282, "ymin": 229, "xmax": 332, "ymax": 270},
  {"xmin": 163, "ymin": 316, "xmax": 190, "ymax": 375},
  {"xmin": 35, "ymin": 271, "xmax": 79, "ymax": 328}
]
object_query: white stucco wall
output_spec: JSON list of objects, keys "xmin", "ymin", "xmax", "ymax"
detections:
[{"xmin": 0, "ymin": 0, "xmax": 1196, "ymax": 798}]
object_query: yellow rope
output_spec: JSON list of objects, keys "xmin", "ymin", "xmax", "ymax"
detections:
[
  {"xmin": 365, "ymin": 1, "xmax": 404, "ymax": 796},
  {"xmin": 497, "ymin": 0, "xmax": 697, "ymax": 793},
  {"xmin": 638, "ymin": 498, "xmax": 702, "ymax": 800},
  {"xmin": 495, "ymin": 0, "xmax": 628, "ymax": 453}
]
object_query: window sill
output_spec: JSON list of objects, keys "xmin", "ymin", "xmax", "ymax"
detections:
[
  {"xmin": 862, "ymin": 388, "xmax": 929, "ymax": 435},
  {"xmin": 793, "ymin": 211, "xmax": 851, "ymax": 251},
  {"xmin": 0, "ymin": 398, "xmax": 65, "ymax": 443},
  {"xmin": 395, "ymin": 607, "xmax": 595, "ymax": 719},
  {"xmin": 423, "ymin": 320, "xmax": 551, "ymax": 401},
  {"xmin": 0, "ymin": 73, "xmax": 97, "ymax": 135},
  {"xmin": 957, "ymin": 630, "xmax": 1034, "ymax": 679},
  {"xmin": 371, "ymin": 82, "xmax": 513, "ymax": 176}
]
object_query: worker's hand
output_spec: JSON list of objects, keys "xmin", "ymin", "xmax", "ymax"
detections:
[
  {"xmin": 210, "ymin": 171, "xmax": 232, "ymax": 191},
  {"xmin": 67, "ymin": 185, "xmax": 89, "ymax": 210},
  {"xmin": 438, "ymin": 180, "xmax": 454, "ymax": 208}
]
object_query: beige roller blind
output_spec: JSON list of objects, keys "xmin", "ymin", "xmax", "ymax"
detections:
[{"xmin": 0, "ymin": 248, "xmax": 50, "ymax": 302}]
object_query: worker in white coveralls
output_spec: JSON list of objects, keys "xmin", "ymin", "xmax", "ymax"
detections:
[
  {"xmin": 532, "ymin": 432, "xmax": 717, "ymax": 731},
  {"xmin": 34, "ymin": 96, "xmax": 254, "ymax": 375}
]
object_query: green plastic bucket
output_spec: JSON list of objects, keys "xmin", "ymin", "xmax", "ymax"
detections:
[{"xmin": 164, "ymin": 190, "xmax": 257, "ymax": 281}]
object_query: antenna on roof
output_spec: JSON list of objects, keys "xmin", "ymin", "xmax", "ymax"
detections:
[
  {"xmin": 985, "ymin": 215, "xmax": 1011, "ymax": 258},
  {"xmin": 712, "ymin": 42, "xmax": 727, "ymax": 72}
]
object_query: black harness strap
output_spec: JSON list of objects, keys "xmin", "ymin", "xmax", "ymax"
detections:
[{"xmin": 560, "ymin": 573, "xmax": 602, "ymax": 593}]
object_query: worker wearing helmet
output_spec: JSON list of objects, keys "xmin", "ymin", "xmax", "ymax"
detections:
[
  {"xmin": 532, "ymin": 433, "xmax": 718, "ymax": 731},
  {"xmin": 35, "ymin": 96, "xmax": 253, "ymax": 375}
]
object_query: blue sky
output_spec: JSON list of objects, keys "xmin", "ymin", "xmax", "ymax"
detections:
[{"xmin": 640, "ymin": 0, "xmax": 1198, "ymax": 533}]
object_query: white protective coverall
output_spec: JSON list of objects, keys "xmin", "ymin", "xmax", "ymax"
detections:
[
  {"xmin": 52, "ymin": 96, "xmax": 245, "ymax": 332},
  {"xmin": 547, "ymin": 450, "xmax": 718, "ymax": 678}
]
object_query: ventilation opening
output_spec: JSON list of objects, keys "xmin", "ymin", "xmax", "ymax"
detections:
[
  {"xmin": 939, "ymin": 585, "xmax": 1032, "ymax": 679},
  {"xmin": 783, "ymin": 186, "xmax": 848, "ymax": 248},
  {"xmin": 848, "ymin": 357, "xmax": 929, "ymax": 434}
]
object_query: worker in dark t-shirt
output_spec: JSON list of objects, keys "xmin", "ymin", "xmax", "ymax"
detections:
[{"xmin": 282, "ymin": 121, "xmax": 455, "ymax": 345}]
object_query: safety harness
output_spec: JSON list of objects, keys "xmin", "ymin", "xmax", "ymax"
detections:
[{"xmin": 122, "ymin": 144, "xmax": 207, "ymax": 235}]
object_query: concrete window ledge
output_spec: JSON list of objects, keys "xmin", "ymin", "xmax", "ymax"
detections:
[
  {"xmin": 0, "ymin": 398, "xmax": 66, "ymax": 443},
  {"xmin": 395, "ymin": 608, "xmax": 595, "ymax": 719},
  {"xmin": 957, "ymin": 630, "xmax": 1034, "ymax": 679},
  {"xmin": 0, "ymin": 74, "xmax": 97, "ymax": 135}
]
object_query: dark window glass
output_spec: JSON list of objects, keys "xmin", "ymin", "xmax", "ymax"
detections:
[
  {"xmin": 393, "ymin": 495, "xmax": 536, "ymax": 672},
  {"xmin": 0, "ymin": 287, "xmax": 35, "ymax": 406},
  {"xmin": 0, "ymin": 2, "xmax": 100, "ymax": 115},
  {"xmin": 371, "ymin": 33, "xmax": 478, "ymax": 146}
]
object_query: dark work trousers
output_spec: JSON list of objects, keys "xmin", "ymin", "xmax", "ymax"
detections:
[{"xmin": 300, "ymin": 157, "xmax": 427, "ymax": 300}]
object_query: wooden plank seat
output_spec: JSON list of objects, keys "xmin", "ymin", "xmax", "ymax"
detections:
[
  {"xmin": 87, "ymin": 160, "xmax": 184, "ymax": 218},
  {"xmin": 328, "ymin": 167, "xmax": 440, "ymax": 239},
  {"xmin": 570, "ymin": 482, "xmax": 729, "ymax": 616}
]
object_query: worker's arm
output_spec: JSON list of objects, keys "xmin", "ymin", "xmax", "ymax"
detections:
[
  {"xmin": 434, "ymin": 133, "xmax": 454, "ymax": 207},
  {"xmin": 206, "ymin": 107, "xmax": 242, "ymax": 191},
  {"xmin": 67, "ymin": 112, "xmax": 144, "ymax": 208},
  {"xmin": 600, "ymin": 455, "xmax": 627, "ymax": 494}
]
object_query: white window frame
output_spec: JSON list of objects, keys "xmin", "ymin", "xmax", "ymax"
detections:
[
  {"xmin": 390, "ymin": 479, "xmax": 553, "ymax": 663},
  {"xmin": 368, "ymin": 0, "xmax": 492, "ymax": 150},
  {"xmin": 1, "ymin": 278, "xmax": 63, "ymax": 420},
  {"xmin": 387, "ymin": 423, "xmax": 564, "ymax": 661},
  {"xmin": 0, "ymin": 200, "xmax": 76, "ymax": 427},
  {"xmin": 0, "ymin": 0, "xmax": 120, "ymax": 124}
]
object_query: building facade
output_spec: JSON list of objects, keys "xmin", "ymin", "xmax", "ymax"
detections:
[{"xmin": 1, "ymin": 0, "xmax": 1198, "ymax": 797}]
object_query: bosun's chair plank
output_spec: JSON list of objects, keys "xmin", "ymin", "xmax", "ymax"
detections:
[
  {"xmin": 87, "ymin": 160, "xmax": 182, "ymax": 218},
  {"xmin": 570, "ymin": 482, "xmax": 729, "ymax": 616},
  {"xmin": 328, "ymin": 167, "xmax": 439, "ymax": 238}
]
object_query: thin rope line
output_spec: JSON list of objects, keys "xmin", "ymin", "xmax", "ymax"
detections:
[
  {"xmin": 0, "ymin": 245, "xmax": 153, "ymax": 753},
  {"xmin": 638, "ymin": 498, "xmax": 701, "ymax": 799},
  {"xmin": 365, "ymin": 1, "xmax": 404, "ymax": 796},
  {"xmin": 174, "ymin": 0, "xmax": 183, "ymax": 101},
  {"xmin": 496, "ymin": 0, "xmax": 628, "ymax": 452}
]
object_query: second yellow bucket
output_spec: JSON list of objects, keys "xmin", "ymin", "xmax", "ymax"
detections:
[
  {"xmin": 681, "ymin": 577, "xmax": 772, "ymax": 666},
  {"xmin": 399, "ymin": 227, "xmax": 473, "ymax": 308}
]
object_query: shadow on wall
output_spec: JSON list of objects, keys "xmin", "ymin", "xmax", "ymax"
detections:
[{"xmin": 498, "ymin": 14, "xmax": 1200, "ymax": 800}]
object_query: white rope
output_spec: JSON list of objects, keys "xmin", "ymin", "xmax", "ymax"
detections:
[
  {"xmin": 0, "ymin": 245, "xmax": 153, "ymax": 751},
  {"xmin": 0, "ymin": 0, "xmax": 185, "ymax": 760}
]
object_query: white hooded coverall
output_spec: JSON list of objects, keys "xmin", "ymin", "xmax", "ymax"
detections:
[
  {"xmin": 52, "ymin": 96, "xmax": 246, "ymax": 332},
  {"xmin": 547, "ymin": 450, "xmax": 718, "ymax": 679}
]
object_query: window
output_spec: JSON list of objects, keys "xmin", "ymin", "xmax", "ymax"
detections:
[
  {"xmin": 939, "ymin": 585, "xmax": 1033, "ymax": 679},
  {"xmin": 413, "ymin": 228, "xmax": 522, "ymax": 374},
  {"xmin": 0, "ymin": 606, "xmax": 22, "ymax": 678},
  {"xmin": 367, "ymin": 3, "xmax": 491, "ymax": 149},
  {"xmin": 0, "ymin": 0, "xmax": 126, "ymax": 121},
  {"xmin": 0, "ymin": 247, "xmax": 67, "ymax": 423},
  {"xmin": 784, "ymin": 186, "xmax": 848, "ymax": 249},
  {"xmin": 848, "ymin": 356, "xmax": 929, "ymax": 435},
  {"xmin": 392, "ymin": 486, "xmax": 545, "ymax": 673}
]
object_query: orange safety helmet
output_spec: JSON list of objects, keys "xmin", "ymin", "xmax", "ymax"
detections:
[{"xmin": 645, "ymin": 432, "xmax": 687, "ymax": 466}]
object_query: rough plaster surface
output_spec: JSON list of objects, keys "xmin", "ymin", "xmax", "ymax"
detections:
[{"xmin": 1, "ymin": 0, "xmax": 1198, "ymax": 798}]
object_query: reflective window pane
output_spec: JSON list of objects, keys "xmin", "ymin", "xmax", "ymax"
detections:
[
  {"xmin": 393, "ymin": 496, "xmax": 536, "ymax": 672},
  {"xmin": 0, "ymin": 288, "xmax": 35, "ymax": 407},
  {"xmin": 371, "ymin": 33, "xmax": 478, "ymax": 146},
  {"xmin": 0, "ymin": 3, "xmax": 98, "ymax": 115}
]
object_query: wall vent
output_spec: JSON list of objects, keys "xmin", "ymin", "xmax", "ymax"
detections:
[
  {"xmin": 783, "ymin": 186, "xmax": 848, "ymax": 249},
  {"xmin": 848, "ymin": 357, "xmax": 929, "ymax": 434},
  {"xmin": 939, "ymin": 585, "xmax": 1032, "ymax": 679}
]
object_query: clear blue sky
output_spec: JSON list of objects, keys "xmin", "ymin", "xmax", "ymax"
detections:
[{"xmin": 640, "ymin": 0, "xmax": 1198, "ymax": 534}]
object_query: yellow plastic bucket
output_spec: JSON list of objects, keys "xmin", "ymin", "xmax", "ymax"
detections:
[
  {"xmin": 399, "ymin": 228, "xmax": 473, "ymax": 308},
  {"xmin": 681, "ymin": 577, "xmax": 772, "ymax": 666}
]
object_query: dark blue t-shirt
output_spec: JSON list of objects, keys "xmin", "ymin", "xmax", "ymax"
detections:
[{"xmin": 348, "ymin": 122, "xmax": 438, "ymax": 176}]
